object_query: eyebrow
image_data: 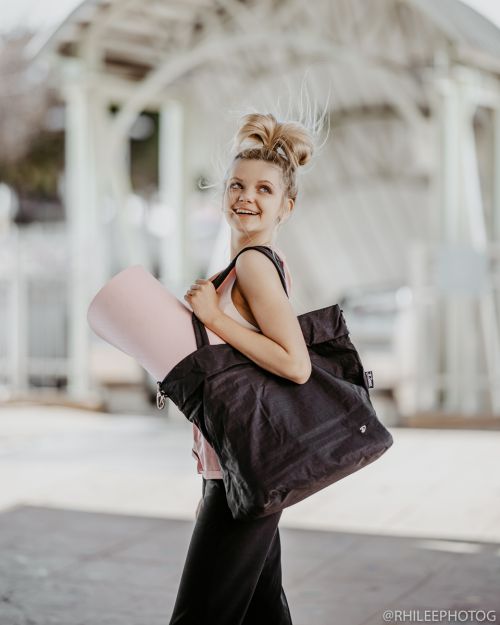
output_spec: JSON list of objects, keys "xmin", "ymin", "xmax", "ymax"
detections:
[{"xmin": 230, "ymin": 176, "xmax": 275, "ymax": 187}]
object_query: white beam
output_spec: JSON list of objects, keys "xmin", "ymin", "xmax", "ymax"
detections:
[{"xmin": 106, "ymin": 30, "xmax": 406, "ymax": 168}]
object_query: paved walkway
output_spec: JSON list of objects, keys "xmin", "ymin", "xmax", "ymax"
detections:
[{"xmin": 1, "ymin": 402, "xmax": 499, "ymax": 624}]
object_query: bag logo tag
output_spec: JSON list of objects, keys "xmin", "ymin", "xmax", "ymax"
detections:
[
  {"xmin": 156, "ymin": 382, "xmax": 167, "ymax": 410},
  {"xmin": 364, "ymin": 370, "xmax": 374, "ymax": 388}
]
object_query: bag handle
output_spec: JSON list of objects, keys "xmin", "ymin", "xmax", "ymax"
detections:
[{"xmin": 191, "ymin": 245, "xmax": 288, "ymax": 348}]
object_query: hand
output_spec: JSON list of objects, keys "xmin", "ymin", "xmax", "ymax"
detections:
[{"xmin": 184, "ymin": 278, "xmax": 221, "ymax": 326}]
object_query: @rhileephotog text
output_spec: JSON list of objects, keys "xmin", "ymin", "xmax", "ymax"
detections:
[{"xmin": 382, "ymin": 609, "xmax": 497, "ymax": 623}]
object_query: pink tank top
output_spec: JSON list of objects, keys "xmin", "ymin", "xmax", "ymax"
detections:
[{"xmin": 191, "ymin": 246, "xmax": 293, "ymax": 479}]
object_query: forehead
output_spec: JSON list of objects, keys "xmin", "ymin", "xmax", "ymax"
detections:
[{"xmin": 229, "ymin": 159, "xmax": 282, "ymax": 185}]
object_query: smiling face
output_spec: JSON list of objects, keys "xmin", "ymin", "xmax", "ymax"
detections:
[{"xmin": 223, "ymin": 159, "xmax": 293, "ymax": 249}]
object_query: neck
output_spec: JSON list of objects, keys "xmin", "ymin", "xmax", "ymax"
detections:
[{"xmin": 230, "ymin": 232, "xmax": 277, "ymax": 262}]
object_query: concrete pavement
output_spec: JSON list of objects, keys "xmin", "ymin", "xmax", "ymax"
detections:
[{"xmin": 1, "ymin": 401, "xmax": 499, "ymax": 624}]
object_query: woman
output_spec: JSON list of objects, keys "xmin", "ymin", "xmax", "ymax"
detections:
[{"xmin": 169, "ymin": 112, "xmax": 315, "ymax": 625}]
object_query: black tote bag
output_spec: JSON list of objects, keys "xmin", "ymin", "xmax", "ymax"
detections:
[{"xmin": 157, "ymin": 245, "xmax": 393, "ymax": 520}]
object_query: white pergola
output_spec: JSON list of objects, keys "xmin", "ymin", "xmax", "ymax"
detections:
[{"xmin": 29, "ymin": 0, "xmax": 500, "ymax": 418}]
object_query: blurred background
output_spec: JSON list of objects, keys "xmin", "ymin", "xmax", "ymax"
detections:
[{"xmin": 1, "ymin": 1, "xmax": 500, "ymax": 624}]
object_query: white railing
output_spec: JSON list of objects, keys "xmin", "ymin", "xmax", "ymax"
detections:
[{"xmin": 0, "ymin": 224, "xmax": 70, "ymax": 398}]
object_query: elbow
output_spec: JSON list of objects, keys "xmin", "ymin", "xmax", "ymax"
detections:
[{"xmin": 290, "ymin": 359, "xmax": 312, "ymax": 385}]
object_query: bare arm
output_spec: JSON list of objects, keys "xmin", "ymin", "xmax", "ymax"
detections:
[{"xmin": 205, "ymin": 250, "xmax": 311, "ymax": 384}]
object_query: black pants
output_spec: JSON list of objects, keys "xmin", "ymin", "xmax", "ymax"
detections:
[{"xmin": 168, "ymin": 477, "xmax": 293, "ymax": 625}]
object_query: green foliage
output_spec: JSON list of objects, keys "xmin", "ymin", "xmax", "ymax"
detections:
[{"xmin": 0, "ymin": 130, "xmax": 64, "ymax": 199}]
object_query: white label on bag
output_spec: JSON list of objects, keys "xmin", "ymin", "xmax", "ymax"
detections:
[{"xmin": 365, "ymin": 370, "xmax": 374, "ymax": 388}]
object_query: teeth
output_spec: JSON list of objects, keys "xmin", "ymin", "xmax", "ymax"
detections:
[{"xmin": 235, "ymin": 209, "xmax": 257, "ymax": 215}]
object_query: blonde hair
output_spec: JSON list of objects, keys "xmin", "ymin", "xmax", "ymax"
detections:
[
  {"xmin": 197, "ymin": 85, "xmax": 331, "ymax": 247},
  {"xmin": 223, "ymin": 112, "xmax": 315, "ymax": 214}
]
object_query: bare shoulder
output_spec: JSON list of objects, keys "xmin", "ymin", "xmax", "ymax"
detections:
[
  {"xmin": 234, "ymin": 248, "xmax": 293, "ymax": 336},
  {"xmin": 234, "ymin": 248, "xmax": 309, "ymax": 380},
  {"xmin": 234, "ymin": 248, "xmax": 286, "ymax": 294}
]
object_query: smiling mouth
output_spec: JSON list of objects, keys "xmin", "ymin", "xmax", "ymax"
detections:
[{"xmin": 233, "ymin": 208, "xmax": 259, "ymax": 216}]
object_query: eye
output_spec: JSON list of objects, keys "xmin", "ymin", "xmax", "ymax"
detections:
[{"xmin": 229, "ymin": 182, "xmax": 271, "ymax": 193}]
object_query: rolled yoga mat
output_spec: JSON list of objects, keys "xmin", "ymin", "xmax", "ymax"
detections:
[{"xmin": 87, "ymin": 265, "xmax": 225, "ymax": 383}]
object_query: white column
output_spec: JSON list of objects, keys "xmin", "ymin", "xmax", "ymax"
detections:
[
  {"xmin": 493, "ymin": 107, "xmax": 500, "ymax": 408},
  {"xmin": 495, "ymin": 108, "xmax": 500, "ymax": 243},
  {"xmin": 435, "ymin": 75, "xmax": 463, "ymax": 413},
  {"xmin": 462, "ymin": 90, "xmax": 500, "ymax": 414},
  {"xmin": 63, "ymin": 62, "xmax": 100, "ymax": 401},
  {"xmin": 435, "ymin": 69, "xmax": 500, "ymax": 415},
  {"xmin": 158, "ymin": 99, "xmax": 187, "ymax": 289},
  {"xmin": 10, "ymin": 226, "xmax": 28, "ymax": 394}
]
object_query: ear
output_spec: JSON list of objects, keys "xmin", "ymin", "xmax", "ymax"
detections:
[{"xmin": 280, "ymin": 198, "xmax": 294, "ymax": 224}]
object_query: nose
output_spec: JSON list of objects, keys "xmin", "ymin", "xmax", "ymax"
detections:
[
  {"xmin": 236, "ymin": 187, "xmax": 254, "ymax": 201},
  {"xmin": 237, "ymin": 192, "xmax": 255, "ymax": 205}
]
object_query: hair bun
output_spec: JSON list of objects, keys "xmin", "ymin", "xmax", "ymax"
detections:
[{"xmin": 233, "ymin": 113, "xmax": 313, "ymax": 169}]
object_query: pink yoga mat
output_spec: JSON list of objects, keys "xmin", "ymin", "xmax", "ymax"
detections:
[{"xmin": 87, "ymin": 265, "xmax": 224, "ymax": 383}]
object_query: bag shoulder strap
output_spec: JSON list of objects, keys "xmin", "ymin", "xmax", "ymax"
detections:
[
  {"xmin": 212, "ymin": 245, "xmax": 288, "ymax": 297},
  {"xmin": 192, "ymin": 245, "xmax": 289, "ymax": 348}
]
